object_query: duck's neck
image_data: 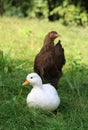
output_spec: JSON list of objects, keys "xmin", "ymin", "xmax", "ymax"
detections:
[{"xmin": 33, "ymin": 82, "xmax": 43, "ymax": 89}]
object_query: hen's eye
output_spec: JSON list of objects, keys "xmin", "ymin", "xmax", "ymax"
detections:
[{"xmin": 30, "ymin": 77, "xmax": 33, "ymax": 79}]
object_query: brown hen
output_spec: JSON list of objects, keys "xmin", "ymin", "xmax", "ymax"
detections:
[{"xmin": 34, "ymin": 31, "xmax": 66, "ymax": 88}]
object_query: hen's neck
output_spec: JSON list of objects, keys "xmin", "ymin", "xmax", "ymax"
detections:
[{"xmin": 43, "ymin": 37, "xmax": 54, "ymax": 47}]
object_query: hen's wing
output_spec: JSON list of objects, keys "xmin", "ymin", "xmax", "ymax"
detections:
[
  {"xmin": 34, "ymin": 47, "xmax": 60, "ymax": 85},
  {"xmin": 54, "ymin": 40, "xmax": 66, "ymax": 71}
]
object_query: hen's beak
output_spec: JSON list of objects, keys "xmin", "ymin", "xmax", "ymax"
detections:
[
  {"xmin": 22, "ymin": 80, "xmax": 30, "ymax": 86},
  {"xmin": 56, "ymin": 33, "xmax": 60, "ymax": 37}
]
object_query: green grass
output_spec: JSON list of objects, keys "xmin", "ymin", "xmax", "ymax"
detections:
[{"xmin": 0, "ymin": 17, "xmax": 88, "ymax": 130}]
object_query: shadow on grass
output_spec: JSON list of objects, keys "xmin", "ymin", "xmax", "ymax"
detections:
[
  {"xmin": 0, "ymin": 56, "xmax": 34, "ymax": 105},
  {"xmin": 58, "ymin": 62, "xmax": 88, "ymax": 114}
]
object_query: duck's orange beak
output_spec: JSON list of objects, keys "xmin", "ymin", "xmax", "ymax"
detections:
[{"xmin": 22, "ymin": 80, "xmax": 30, "ymax": 86}]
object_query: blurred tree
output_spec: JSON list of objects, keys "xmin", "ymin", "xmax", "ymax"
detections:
[
  {"xmin": 70, "ymin": 0, "xmax": 88, "ymax": 11},
  {"xmin": 0, "ymin": 0, "xmax": 35, "ymax": 17},
  {"xmin": 47, "ymin": 0, "xmax": 61, "ymax": 20},
  {"xmin": 47, "ymin": 0, "xmax": 88, "ymax": 21},
  {"xmin": 11, "ymin": 0, "xmax": 35, "ymax": 17},
  {"xmin": 0, "ymin": 0, "xmax": 4, "ymax": 15},
  {"xmin": 0, "ymin": 0, "xmax": 87, "ymax": 25}
]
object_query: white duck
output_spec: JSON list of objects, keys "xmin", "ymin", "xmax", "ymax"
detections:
[{"xmin": 22, "ymin": 73, "xmax": 60, "ymax": 111}]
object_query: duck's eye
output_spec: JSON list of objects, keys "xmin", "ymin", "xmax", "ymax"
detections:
[{"xmin": 30, "ymin": 77, "xmax": 33, "ymax": 79}]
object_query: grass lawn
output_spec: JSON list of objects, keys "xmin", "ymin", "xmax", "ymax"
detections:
[{"xmin": 0, "ymin": 17, "xmax": 88, "ymax": 130}]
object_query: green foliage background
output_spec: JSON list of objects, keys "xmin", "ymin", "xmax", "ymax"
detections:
[{"xmin": 0, "ymin": 0, "xmax": 88, "ymax": 26}]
